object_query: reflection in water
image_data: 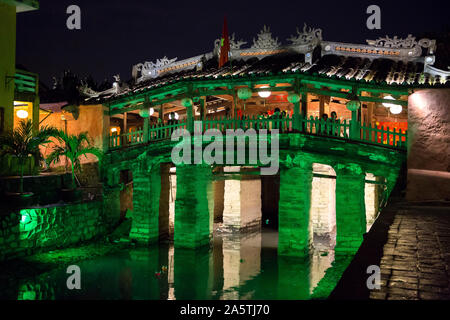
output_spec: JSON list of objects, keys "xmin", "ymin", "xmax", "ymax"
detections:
[
  {"xmin": 9, "ymin": 168, "xmax": 379, "ymax": 300},
  {"xmin": 10, "ymin": 227, "xmax": 358, "ymax": 300}
]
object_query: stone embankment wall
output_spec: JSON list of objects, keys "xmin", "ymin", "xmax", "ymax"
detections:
[
  {"xmin": 0, "ymin": 193, "xmax": 120, "ymax": 261},
  {"xmin": 407, "ymin": 89, "xmax": 450, "ymax": 201}
]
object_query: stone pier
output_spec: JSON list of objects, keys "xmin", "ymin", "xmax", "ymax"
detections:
[
  {"xmin": 174, "ymin": 164, "xmax": 213, "ymax": 249},
  {"xmin": 129, "ymin": 163, "xmax": 162, "ymax": 244},
  {"xmin": 335, "ymin": 163, "xmax": 366, "ymax": 253},
  {"xmin": 278, "ymin": 160, "xmax": 313, "ymax": 257}
]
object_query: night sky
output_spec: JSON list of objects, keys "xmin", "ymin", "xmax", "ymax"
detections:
[{"xmin": 16, "ymin": 0, "xmax": 450, "ymax": 86}]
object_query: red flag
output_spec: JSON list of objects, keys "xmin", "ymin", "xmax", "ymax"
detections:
[{"xmin": 219, "ymin": 17, "xmax": 230, "ymax": 68}]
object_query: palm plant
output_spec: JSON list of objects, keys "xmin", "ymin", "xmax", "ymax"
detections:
[
  {"xmin": 0, "ymin": 120, "xmax": 59, "ymax": 194},
  {"xmin": 46, "ymin": 131, "xmax": 103, "ymax": 189}
]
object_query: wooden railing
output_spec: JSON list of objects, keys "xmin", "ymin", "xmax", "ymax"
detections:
[
  {"xmin": 110, "ymin": 128, "xmax": 144, "ymax": 148},
  {"xmin": 109, "ymin": 116, "xmax": 407, "ymax": 150}
]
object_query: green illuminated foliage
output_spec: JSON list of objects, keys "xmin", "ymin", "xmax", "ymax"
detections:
[
  {"xmin": 46, "ymin": 131, "xmax": 103, "ymax": 189},
  {"xmin": 0, "ymin": 120, "xmax": 58, "ymax": 193}
]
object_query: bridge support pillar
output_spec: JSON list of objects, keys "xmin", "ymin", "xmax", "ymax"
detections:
[
  {"xmin": 335, "ymin": 163, "xmax": 366, "ymax": 253},
  {"xmin": 129, "ymin": 163, "xmax": 162, "ymax": 244},
  {"xmin": 278, "ymin": 161, "xmax": 313, "ymax": 257},
  {"xmin": 174, "ymin": 164, "xmax": 213, "ymax": 249}
]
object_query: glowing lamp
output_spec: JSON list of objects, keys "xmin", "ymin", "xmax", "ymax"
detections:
[
  {"xmin": 21, "ymin": 212, "xmax": 31, "ymax": 224},
  {"xmin": 390, "ymin": 105, "xmax": 402, "ymax": 114},
  {"xmin": 258, "ymin": 86, "xmax": 272, "ymax": 99},
  {"xmin": 237, "ymin": 87, "xmax": 252, "ymax": 100},
  {"xmin": 16, "ymin": 110, "xmax": 29, "ymax": 119},
  {"xmin": 111, "ymin": 128, "xmax": 118, "ymax": 133},
  {"xmin": 181, "ymin": 98, "xmax": 193, "ymax": 108},
  {"xmin": 382, "ymin": 95, "xmax": 397, "ymax": 109},
  {"xmin": 287, "ymin": 93, "xmax": 300, "ymax": 104},
  {"xmin": 169, "ymin": 113, "xmax": 179, "ymax": 120},
  {"xmin": 139, "ymin": 107, "xmax": 155, "ymax": 118}
]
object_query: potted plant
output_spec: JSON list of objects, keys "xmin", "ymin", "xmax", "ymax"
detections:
[
  {"xmin": 46, "ymin": 131, "xmax": 102, "ymax": 202},
  {"xmin": 0, "ymin": 120, "xmax": 58, "ymax": 207}
]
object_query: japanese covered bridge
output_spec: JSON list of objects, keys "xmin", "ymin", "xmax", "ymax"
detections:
[{"xmin": 81, "ymin": 25, "xmax": 450, "ymax": 256}]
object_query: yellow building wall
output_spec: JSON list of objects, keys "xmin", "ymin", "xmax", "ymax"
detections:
[
  {"xmin": 0, "ymin": 2, "xmax": 16, "ymax": 134},
  {"xmin": 40, "ymin": 104, "xmax": 110, "ymax": 166}
]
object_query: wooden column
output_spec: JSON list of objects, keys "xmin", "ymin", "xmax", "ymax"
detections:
[
  {"xmin": 319, "ymin": 95, "xmax": 325, "ymax": 118},
  {"xmin": 159, "ymin": 104, "xmax": 164, "ymax": 124},
  {"xmin": 143, "ymin": 117, "xmax": 149, "ymax": 143},
  {"xmin": 123, "ymin": 112, "xmax": 128, "ymax": 145},
  {"xmin": 367, "ymin": 102, "xmax": 374, "ymax": 126},
  {"xmin": 301, "ymin": 92, "xmax": 308, "ymax": 132},
  {"xmin": 186, "ymin": 105, "xmax": 194, "ymax": 133},
  {"xmin": 200, "ymin": 97, "xmax": 206, "ymax": 121},
  {"xmin": 143, "ymin": 97, "xmax": 150, "ymax": 143},
  {"xmin": 301, "ymin": 93, "xmax": 308, "ymax": 116},
  {"xmin": 293, "ymin": 101, "xmax": 300, "ymax": 131}
]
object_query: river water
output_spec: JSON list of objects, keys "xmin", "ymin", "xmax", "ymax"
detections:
[{"xmin": 8, "ymin": 227, "xmax": 358, "ymax": 300}]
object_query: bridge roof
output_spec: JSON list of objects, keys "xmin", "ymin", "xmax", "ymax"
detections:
[{"xmin": 80, "ymin": 26, "xmax": 450, "ymax": 105}]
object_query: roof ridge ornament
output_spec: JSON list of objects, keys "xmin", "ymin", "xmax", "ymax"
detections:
[
  {"xmin": 287, "ymin": 23, "xmax": 323, "ymax": 46},
  {"xmin": 230, "ymin": 33, "xmax": 248, "ymax": 49},
  {"xmin": 79, "ymin": 75, "xmax": 126, "ymax": 99},
  {"xmin": 133, "ymin": 56, "xmax": 178, "ymax": 82},
  {"xmin": 251, "ymin": 25, "xmax": 281, "ymax": 49},
  {"xmin": 366, "ymin": 34, "xmax": 436, "ymax": 55}
]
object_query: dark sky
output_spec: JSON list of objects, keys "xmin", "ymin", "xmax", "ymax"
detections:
[{"xmin": 16, "ymin": 0, "xmax": 450, "ymax": 86}]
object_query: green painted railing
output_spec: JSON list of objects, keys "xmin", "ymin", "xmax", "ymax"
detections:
[
  {"xmin": 14, "ymin": 69, "xmax": 38, "ymax": 94},
  {"xmin": 109, "ymin": 116, "xmax": 407, "ymax": 150},
  {"xmin": 149, "ymin": 122, "xmax": 188, "ymax": 141}
]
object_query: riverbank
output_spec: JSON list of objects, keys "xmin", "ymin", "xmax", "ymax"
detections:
[
  {"xmin": 330, "ymin": 199, "xmax": 450, "ymax": 300},
  {"xmin": 0, "ymin": 240, "xmax": 132, "ymax": 299}
]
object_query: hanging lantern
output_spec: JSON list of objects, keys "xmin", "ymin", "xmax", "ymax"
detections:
[
  {"xmin": 390, "ymin": 105, "xmax": 402, "ymax": 115},
  {"xmin": 258, "ymin": 86, "xmax": 272, "ymax": 98},
  {"xmin": 139, "ymin": 107, "xmax": 155, "ymax": 118},
  {"xmin": 237, "ymin": 87, "xmax": 252, "ymax": 100},
  {"xmin": 287, "ymin": 93, "xmax": 300, "ymax": 104},
  {"xmin": 346, "ymin": 99, "xmax": 361, "ymax": 111},
  {"xmin": 181, "ymin": 98, "xmax": 193, "ymax": 108},
  {"xmin": 382, "ymin": 95, "xmax": 397, "ymax": 108}
]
